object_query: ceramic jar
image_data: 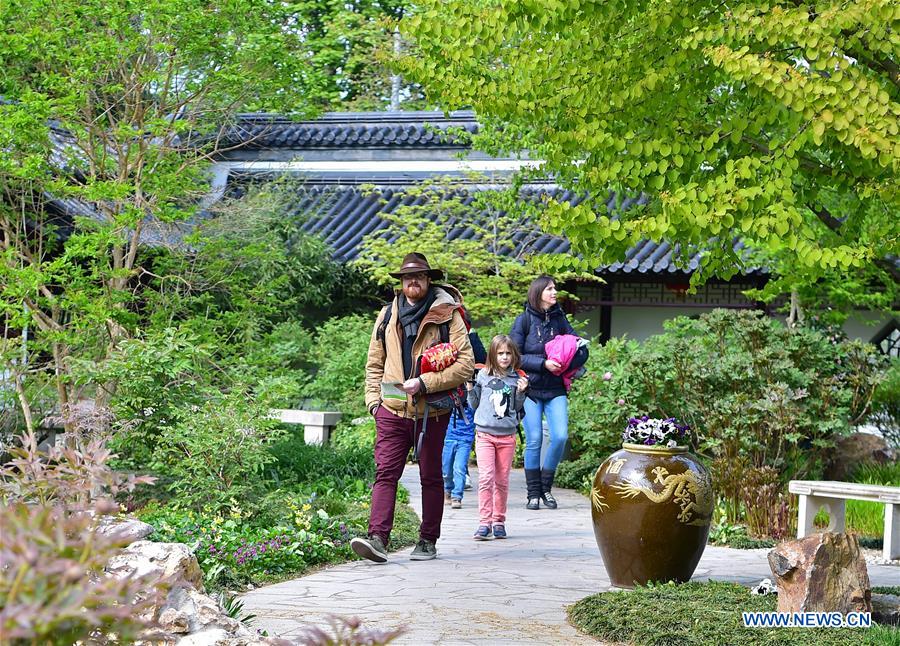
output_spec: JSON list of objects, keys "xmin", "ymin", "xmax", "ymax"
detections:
[{"xmin": 591, "ymin": 443, "xmax": 714, "ymax": 588}]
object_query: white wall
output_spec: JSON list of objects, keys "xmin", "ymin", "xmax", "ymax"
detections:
[{"xmin": 609, "ymin": 307, "xmax": 718, "ymax": 341}]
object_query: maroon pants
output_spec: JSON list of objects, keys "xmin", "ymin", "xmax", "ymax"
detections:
[{"xmin": 369, "ymin": 405, "xmax": 449, "ymax": 545}]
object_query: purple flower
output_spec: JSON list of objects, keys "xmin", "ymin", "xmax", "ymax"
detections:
[{"xmin": 603, "ymin": 371, "xmax": 613, "ymax": 381}]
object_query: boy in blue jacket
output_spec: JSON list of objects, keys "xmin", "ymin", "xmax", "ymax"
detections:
[{"xmin": 442, "ymin": 403, "xmax": 475, "ymax": 508}]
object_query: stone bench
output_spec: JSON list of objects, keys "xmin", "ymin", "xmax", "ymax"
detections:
[
  {"xmin": 789, "ymin": 480, "xmax": 900, "ymax": 561},
  {"xmin": 270, "ymin": 409, "xmax": 342, "ymax": 446}
]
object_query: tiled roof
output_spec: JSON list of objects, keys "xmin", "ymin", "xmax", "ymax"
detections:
[
  {"xmin": 220, "ymin": 110, "xmax": 479, "ymax": 150},
  {"xmin": 268, "ymin": 183, "xmax": 763, "ymax": 275}
]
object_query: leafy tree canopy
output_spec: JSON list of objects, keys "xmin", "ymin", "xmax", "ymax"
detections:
[
  {"xmin": 354, "ymin": 175, "xmax": 596, "ymax": 320},
  {"xmin": 0, "ymin": 0, "xmax": 373, "ymax": 428},
  {"xmin": 400, "ymin": 1, "xmax": 899, "ymax": 311}
]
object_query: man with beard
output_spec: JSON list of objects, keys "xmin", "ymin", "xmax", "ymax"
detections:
[{"xmin": 351, "ymin": 253, "xmax": 474, "ymax": 563}]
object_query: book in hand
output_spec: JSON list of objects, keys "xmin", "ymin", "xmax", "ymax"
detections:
[{"xmin": 380, "ymin": 381, "xmax": 407, "ymax": 400}]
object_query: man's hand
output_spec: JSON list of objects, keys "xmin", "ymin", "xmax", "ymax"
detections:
[
  {"xmin": 544, "ymin": 359, "xmax": 562, "ymax": 373},
  {"xmin": 401, "ymin": 378, "xmax": 422, "ymax": 395}
]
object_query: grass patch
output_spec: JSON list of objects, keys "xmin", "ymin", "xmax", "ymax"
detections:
[
  {"xmin": 708, "ymin": 523, "xmax": 775, "ymax": 549},
  {"xmin": 569, "ymin": 581, "xmax": 899, "ymax": 646},
  {"xmin": 846, "ymin": 461, "xmax": 900, "ymax": 539}
]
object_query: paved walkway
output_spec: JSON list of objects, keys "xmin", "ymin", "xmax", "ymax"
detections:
[{"xmin": 240, "ymin": 466, "xmax": 898, "ymax": 644}]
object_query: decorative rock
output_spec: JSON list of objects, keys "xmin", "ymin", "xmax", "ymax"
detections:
[
  {"xmin": 174, "ymin": 627, "xmax": 230, "ymax": 645},
  {"xmin": 872, "ymin": 593, "xmax": 900, "ymax": 626},
  {"xmin": 825, "ymin": 432, "xmax": 894, "ymax": 480},
  {"xmin": 158, "ymin": 606, "xmax": 191, "ymax": 634},
  {"xmin": 97, "ymin": 517, "xmax": 155, "ymax": 545},
  {"xmin": 768, "ymin": 532, "xmax": 872, "ymax": 614},
  {"xmin": 106, "ymin": 541, "xmax": 205, "ymax": 591}
]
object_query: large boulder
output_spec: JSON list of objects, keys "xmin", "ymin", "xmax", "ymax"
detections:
[
  {"xmin": 768, "ymin": 532, "xmax": 872, "ymax": 614},
  {"xmin": 825, "ymin": 432, "xmax": 895, "ymax": 480},
  {"xmin": 106, "ymin": 540, "xmax": 204, "ymax": 591}
]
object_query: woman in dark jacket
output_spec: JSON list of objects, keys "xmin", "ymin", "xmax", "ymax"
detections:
[{"xmin": 509, "ymin": 275, "xmax": 576, "ymax": 510}]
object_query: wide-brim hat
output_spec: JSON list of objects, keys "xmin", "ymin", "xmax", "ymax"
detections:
[{"xmin": 389, "ymin": 252, "xmax": 444, "ymax": 281}]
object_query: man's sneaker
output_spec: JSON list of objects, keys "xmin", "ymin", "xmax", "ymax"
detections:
[
  {"xmin": 409, "ymin": 539, "xmax": 437, "ymax": 561},
  {"xmin": 473, "ymin": 525, "xmax": 492, "ymax": 541},
  {"xmin": 450, "ymin": 498, "xmax": 462, "ymax": 509},
  {"xmin": 526, "ymin": 497, "xmax": 541, "ymax": 510},
  {"xmin": 464, "ymin": 474, "xmax": 472, "ymax": 490},
  {"xmin": 492, "ymin": 524, "xmax": 507, "ymax": 539},
  {"xmin": 541, "ymin": 492, "xmax": 558, "ymax": 509},
  {"xmin": 350, "ymin": 535, "xmax": 388, "ymax": 564},
  {"xmin": 444, "ymin": 490, "xmax": 452, "ymax": 505}
]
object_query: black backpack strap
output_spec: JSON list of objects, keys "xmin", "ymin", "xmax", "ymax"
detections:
[{"xmin": 377, "ymin": 301, "xmax": 393, "ymax": 352}]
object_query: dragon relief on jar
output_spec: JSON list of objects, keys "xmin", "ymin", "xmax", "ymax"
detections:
[{"xmin": 612, "ymin": 465, "xmax": 713, "ymax": 525}]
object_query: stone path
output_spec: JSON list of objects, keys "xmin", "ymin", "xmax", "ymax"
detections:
[{"xmin": 240, "ymin": 466, "xmax": 899, "ymax": 644}]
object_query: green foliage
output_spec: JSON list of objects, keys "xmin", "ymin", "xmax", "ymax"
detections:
[
  {"xmin": 145, "ymin": 390, "xmax": 285, "ymax": 512},
  {"xmin": 569, "ymin": 581, "xmax": 897, "ymax": 645},
  {"xmin": 571, "ymin": 310, "xmax": 884, "ymax": 471},
  {"xmin": 708, "ymin": 522, "xmax": 776, "ymax": 550},
  {"xmin": 354, "ymin": 176, "xmax": 597, "ymax": 321},
  {"xmin": 847, "ymin": 460, "xmax": 900, "ymax": 538},
  {"xmin": 401, "ymin": 1, "xmax": 900, "ymax": 313},
  {"xmin": 0, "ymin": 0, "xmax": 347, "ymax": 429},
  {"xmin": 0, "ymin": 433, "xmax": 162, "ymax": 643},
  {"xmin": 869, "ymin": 357, "xmax": 900, "ymax": 449},
  {"xmin": 268, "ymin": 434, "xmax": 375, "ymax": 493},
  {"xmin": 565, "ymin": 336, "xmax": 641, "ymax": 461},
  {"xmin": 302, "ymin": 314, "xmax": 378, "ymax": 418},
  {"xmin": 141, "ymin": 500, "xmax": 347, "ymax": 590},
  {"xmin": 139, "ymin": 437, "xmax": 416, "ymax": 591},
  {"xmin": 332, "ymin": 418, "xmax": 378, "ymax": 452},
  {"xmin": 554, "ymin": 454, "xmax": 598, "ymax": 492},
  {"xmin": 563, "ymin": 309, "xmax": 887, "ymax": 530}
]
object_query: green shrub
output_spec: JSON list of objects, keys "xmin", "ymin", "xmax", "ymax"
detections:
[
  {"xmin": 302, "ymin": 313, "xmax": 376, "ymax": 417},
  {"xmin": 708, "ymin": 522, "xmax": 775, "ymax": 549},
  {"xmin": 149, "ymin": 389, "xmax": 286, "ymax": 512},
  {"xmin": 554, "ymin": 454, "xmax": 599, "ymax": 492},
  {"xmin": 567, "ymin": 309, "xmax": 887, "ymax": 528},
  {"xmin": 566, "ymin": 336, "xmax": 639, "ymax": 462},
  {"xmin": 331, "ymin": 417, "xmax": 377, "ymax": 452},
  {"xmin": 269, "ymin": 431, "xmax": 375, "ymax": 491},
  {"xmin": 140, "ymin": 496, "xmax": 355, "ymax": 590},
  {"xmin": 569, "ymin": 581, "xmax": 897, "ymax": 645},
  {"xmin": 869, "ymin": 357, "xmax": 900, "ymax": 449}
]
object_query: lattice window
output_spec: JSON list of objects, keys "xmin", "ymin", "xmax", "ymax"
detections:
[{"xmin": 871, "ymin": 319, "xmax": 900, "ymax": 358}]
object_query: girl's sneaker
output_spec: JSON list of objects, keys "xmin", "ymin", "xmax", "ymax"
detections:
[
  {"xmin": 492, "ymin": 524, "xmax": 507, "ymax": 539},
  {"xmin": 473, "ymin": 525, "xmax": 492, "ymax": 540}
]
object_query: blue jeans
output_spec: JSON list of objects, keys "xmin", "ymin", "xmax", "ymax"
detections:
[
  {"xmin": 522, "ymin": 395, "xmax": 568, "ymax": 471},
  {"xmin": 442, "ymin": 438, "xmax": 472, "ymax": 500}
]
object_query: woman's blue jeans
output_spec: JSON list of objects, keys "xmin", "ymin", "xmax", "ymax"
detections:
[
  {"xmin": 522, "ymin": 395, "xmax": 568, "ymax": 471},
  {"xmin": 442, "ymin": 438, "xmax": 472, "ymax": 500}
]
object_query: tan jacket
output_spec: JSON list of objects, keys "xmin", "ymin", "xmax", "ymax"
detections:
[{"xmin": 365, "ymin": 285, "xmax": 475, "ymax": 419}]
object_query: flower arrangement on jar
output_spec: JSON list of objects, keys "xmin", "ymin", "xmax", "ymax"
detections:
[{"xmin": 622, "ymin": 416, "xmax": 690, "ymax": 448}]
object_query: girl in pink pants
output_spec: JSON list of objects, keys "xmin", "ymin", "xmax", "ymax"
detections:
[{"xmin": 468, "ymin": 335, "xmax": 528, "ymax": 540}]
